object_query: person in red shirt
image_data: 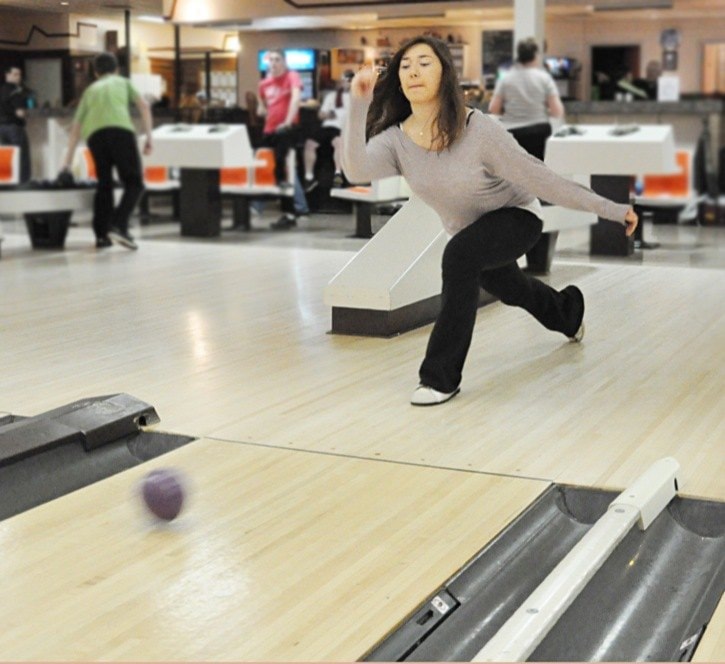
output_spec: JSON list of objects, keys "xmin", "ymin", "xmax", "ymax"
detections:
[{"xmin": 257, "ymin": 49, "xmax": 305, "ymax": 229}]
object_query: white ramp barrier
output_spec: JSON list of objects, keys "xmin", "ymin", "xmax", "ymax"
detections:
[
  {"xmin": 473, "ymin": 457, "xmax": 681, "ymax": 662},
  {"xmin": 324, "ymin": 194, "xmax": 449, "ymax": 336},
  {"xmin": 331, "ymin": 176, "xmax": 411, "ymax": 238}
]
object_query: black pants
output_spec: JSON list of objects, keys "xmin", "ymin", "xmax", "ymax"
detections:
[
  {"xmin": 0, "ymin": 123, "xmax": 31, "ymax": 182},
  {"xmin": 87, "ymin": 127, "xmax": 144, "ymax": 239},
  {"xmin": 262, "ymin": 127, "xmax": 298, "ymax": 185},
  {"xmin": 508, "ymin": 122, "xmax": 552, "ymax": 161},
  {"xmin": 262, "ymin": 127, "xmax": 300, "ymax": 215},
  {"xmin": 419, "ymin": 208, "xmax": 584, "ymax": 393}
]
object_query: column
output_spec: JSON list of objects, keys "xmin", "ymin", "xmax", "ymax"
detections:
[{"xmin": 514, "ymin": 0, "xmax": 546, "ymax": 54}]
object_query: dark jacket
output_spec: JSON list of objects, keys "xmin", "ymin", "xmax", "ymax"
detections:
[{"xmin": 0, "ymin": 82, "xmax": 28, "ymax": 126}]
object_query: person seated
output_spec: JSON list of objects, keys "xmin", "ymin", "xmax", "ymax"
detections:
[
  {"xmin": 616, "ymin": 71, "xmax": 648, "ymax": 100},
  {"xmin": 631, "ymin": 60, "xmax": 662, "ymax": 100},
  {"xmin": 303, "ymin": 70, "xmax": 354, "ymax": 191},
  {"xmin": 179, "ymin": 84, "xmax": 203, "ymax": 123}
]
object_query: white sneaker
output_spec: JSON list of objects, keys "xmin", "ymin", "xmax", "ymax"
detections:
[
  {"xmin": 569, "ymin": 322, "xmax": 585, "ymax": 343},
  {"xmin": 410, "ymin": 385, "xmax": 460, "ymax": 407},
  {"xmin": 108, "ymin": 229, "xmax": 138, "ymax": 251}
]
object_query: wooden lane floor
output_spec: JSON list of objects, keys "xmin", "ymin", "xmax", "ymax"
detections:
[
  {"xmin": 0, "ymin": 237, "xmax": 723, "ymax": 500},
  {"xmin": 0, "ymin": 439, "xmax": 547, "ymax": 660},
  {"xmin": 208, "ymin": 261, "xmax": 724, "ymax": 500}
]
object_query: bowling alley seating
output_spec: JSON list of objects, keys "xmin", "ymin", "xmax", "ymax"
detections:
[
  {"xmin": 633, "ymin": 148, "xmax": 699, "ymax": 224},
  {"xmin": 0, "ymin": 145, "xmax": 20, "ymax": 186},
  {"xmin": 0, "ymin": 145, "xmax": 21, "ymax": 257},
  {"xmin": 139, "ymin": 166, "xmax": 180, "ymax": 223},
  {"xmin": 330, "ymin": 176, "xmax": 412, "ymax": 238},
  {"xmin": 0, "ymin": 147, "xmax": 124, "ymax": 256},
  {"xmin": 74, "ymin": 146, "xmax": 97, "ymax": 182},
  {"xmin": 220, "ymin": 147, "xmax": 296, "ymax": 230}
]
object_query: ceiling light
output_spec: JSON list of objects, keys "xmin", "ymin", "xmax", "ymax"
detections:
[
  {"xmin": 138, "ymin": 15, "xmax": 166, "ymax": 23},
  {"xmin": 223, "ymin": 34, "xmax": 240, "ymax": 52}
]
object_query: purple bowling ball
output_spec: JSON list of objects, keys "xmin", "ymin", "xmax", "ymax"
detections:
[{"xmin": 141, "ymin": 468, "xmax": 185, "ymax": 521}]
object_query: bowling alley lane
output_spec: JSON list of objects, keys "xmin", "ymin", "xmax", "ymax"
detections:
[{"xmin": 0, "ymin": 438, "xmax": 547, "ymax": 661}]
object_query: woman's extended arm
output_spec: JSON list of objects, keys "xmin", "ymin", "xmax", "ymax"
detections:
[
  {"xmin": 341, "ymin": 67, "xmax": 399, "ymax": 184},
  {"xmin": 482, "ymin": 114, "xmax": 637, "ymax": 233}
]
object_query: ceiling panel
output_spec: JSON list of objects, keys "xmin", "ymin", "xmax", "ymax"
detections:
[
  {"xmin": 0, "ymin": 0, "xmax": 722, "ymax": 28},
  {"xmin": 0, "ymin": 0, "xmax": 162, "ymax": 15}
]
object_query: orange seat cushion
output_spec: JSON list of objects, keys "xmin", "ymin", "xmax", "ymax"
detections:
[
  {"xmin": 83, "ymin": 149, "xmax": 97, "ymax": 180},
  {"xmin": 145, "ymin": 166, "xmax": 168, "ymax": 183},
  {"xmin": 254, "ymin": 148, "xmax": 276, "ymax": 187},
  {"xmin": 0, "ymin": 146, "xmax": 16, "ymax": 183},
  {"xmin": 220, "ymin": 168, "xmax": 249, "ymax": 186},
  {"xmin": 643, "ymin": 151, "xmax": 690, "ymax": 197}
]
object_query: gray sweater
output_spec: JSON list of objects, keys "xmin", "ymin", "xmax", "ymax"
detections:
[{"xmin": 342, "ymin": 96, "xmax": 630, "ymax": 237}]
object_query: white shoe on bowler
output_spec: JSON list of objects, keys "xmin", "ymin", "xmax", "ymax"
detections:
[
  {"xmin": 410, "ymin": 385, "xmax": 460, "ymax": 407},
  {"xmin": 569, "ymin": 321, "xmax": 585, "ymax": 343}
]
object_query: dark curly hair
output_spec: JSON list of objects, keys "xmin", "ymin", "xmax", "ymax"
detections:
[{"xmin": 366, "ymin": 35, "xmax": 467, "ymax": 152}]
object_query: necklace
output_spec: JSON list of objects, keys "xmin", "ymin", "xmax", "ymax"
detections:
[{"xmin": 409, "ymin": 107, "xmax": 438, "ymax": 137}]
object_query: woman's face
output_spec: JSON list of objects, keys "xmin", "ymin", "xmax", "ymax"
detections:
[{"xmin": 398, "ymin": 43, "xmax": 442, "ymax": 104}]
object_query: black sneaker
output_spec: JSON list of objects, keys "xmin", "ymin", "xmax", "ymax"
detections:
[
  {"xmin": 562, "ymin": 285, "xmax": 584, "ymax": 339},
  {"xmin": 95, "ymin": 237, "xmax": 112, "ymax": 249},
  {"xmin": 271, "ymin": 214, "xmax": 297, "ymax": 231},
  {"xmin": 304, "ymin": 177, "xmax": 318, "ymax": 193},
  {"xmin": 108, "ymin": 228, "xmax": 138, "ymax": 250},
  {"xmin": 332, "ymin": 172, "xmax": 344, "ymax": 188}
]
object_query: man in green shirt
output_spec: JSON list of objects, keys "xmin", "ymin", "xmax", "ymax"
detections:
[{"xmin": 61, "ymin": 52, "xmax": 153, "ymax": 249}]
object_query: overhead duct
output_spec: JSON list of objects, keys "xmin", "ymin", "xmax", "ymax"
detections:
[
  {"xmin": 593, "ymin": 0, "xmax": 673, "ymax": 10},
  {"xmin": 377, "ymin": 11, "xmax": 446, "ymax": 19},
  {"xmin": 191, "ymin": 19, "xmax": 254, "ymax": 28}
]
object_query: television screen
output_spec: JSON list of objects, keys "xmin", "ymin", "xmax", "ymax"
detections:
[
  {"xmin": 259, "ymin": 49, "xmax": 316, "ymax": 72},
  {"xmin": 545, "ymin": 57, "xmax": 572, "ymax": 79}
]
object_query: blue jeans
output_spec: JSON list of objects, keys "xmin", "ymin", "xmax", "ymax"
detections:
[
  {"xmin": 293, "ymin": 174, "xmax": 309, "ymax": 215},
  {"xmin": 250, "ymin": 172, "xmax": 308, "ymax": 216}
]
